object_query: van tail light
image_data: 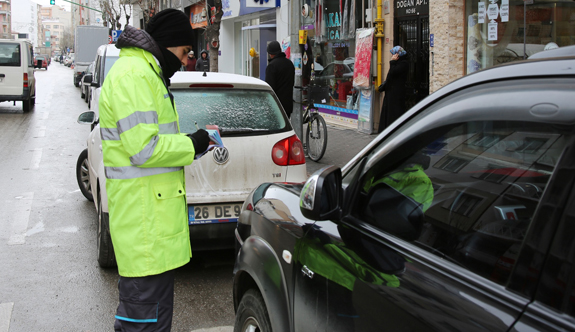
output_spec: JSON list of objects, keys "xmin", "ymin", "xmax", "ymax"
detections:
[
  {"xmin": 272, "ymin": 135, "xmax": 305, "ymax": 166},
  {"xmin": 23, "ymin": 73, "xmax": 28, "ymax": 88}
]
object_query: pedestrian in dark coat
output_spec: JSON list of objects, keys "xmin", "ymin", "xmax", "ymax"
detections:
[
  {"xmin": 195, "ymin": 49, "xmax": 209, "ymax": 72},
  {"xmin": 265, "ymin": 41, "xmax": 295, "ymax": 118},
  {"xmin": 378, "ymin": 46, "xmax": 409, "ymax": 133}
]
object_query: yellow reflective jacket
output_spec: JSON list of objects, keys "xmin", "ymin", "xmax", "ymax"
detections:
[{"xmin": 99, "ymin": 46, "xmax": 195, "ymax": 277}]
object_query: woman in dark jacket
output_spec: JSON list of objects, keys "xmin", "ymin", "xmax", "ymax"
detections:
[
  {"xmin": 378, "ymin": 46, "xmax": 409, "ymax": 133},
  {"xmin": 195, "ymin": 49, "xmax": 210, "ymax": 72}
]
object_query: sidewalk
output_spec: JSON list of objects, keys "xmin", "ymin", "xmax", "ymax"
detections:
[{"xmin": 305, "ymin": 123, "xmax": 377, "ymax": 176}]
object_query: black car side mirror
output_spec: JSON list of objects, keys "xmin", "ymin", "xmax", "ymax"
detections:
[
  {"xmin": 300, "ymin": 165, "xmax": 342, "ymax": 221},
  {"xmin": 83, "ymin": 74, "xmax": 93, "ymax": 84},
  {"xmin": 91, "ymin": 81, "xmax": 99, "ymax": 87},
  {"xmin": 77, "ymin": 111, "xmax": 96, "ymax": 125}
]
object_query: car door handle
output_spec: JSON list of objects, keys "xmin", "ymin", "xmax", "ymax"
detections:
[
  {"xmin": 0, "ymin": 74, "xmax": 5, "ymax": 78},
  {"xmin": 302, "ymin": 265, "xmax": 314, "ymax": 279}
]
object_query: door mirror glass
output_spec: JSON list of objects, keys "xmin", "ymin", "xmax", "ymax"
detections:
[{"xmin": 77, "ymin": 111, "xmax": 95, "ymax": 125}]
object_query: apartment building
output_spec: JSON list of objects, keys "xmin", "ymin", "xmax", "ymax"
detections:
[{"xmin": 0, "ymin": 0, "xmax": 10, "ymax": 39}]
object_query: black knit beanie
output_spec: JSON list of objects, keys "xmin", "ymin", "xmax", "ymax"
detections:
[{"xmin": 145, "ymin": 9, "xmax": 194, "ymax": 48}]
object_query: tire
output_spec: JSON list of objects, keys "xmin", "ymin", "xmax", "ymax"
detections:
[
  {"xmin": 76, "ymin": 149, "xmax": 93, "ymax": 202},
  {"xmin": 97, "ymin": 190, "xmax": 117, "ymax": 268},
  {"xmin": 233, "ymin": 289, "xmax": 272, "ymax": 332},
  {"xmin": 305, "ymin": 114, "xmax": 328, "ymax": 162},
  {"xmin": 22, "ymin": 98, "xmax": 32, "ymax": 113}
]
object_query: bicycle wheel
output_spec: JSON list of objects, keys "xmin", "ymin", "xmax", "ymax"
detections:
[{"xmin": 305, "ymin": 114, "xmax": 328, "ymax": 162}]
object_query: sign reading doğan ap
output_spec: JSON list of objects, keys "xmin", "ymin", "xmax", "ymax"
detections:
[{"xmin": 395, "ymin": 0, "xmax": 429, "ymax": 17}]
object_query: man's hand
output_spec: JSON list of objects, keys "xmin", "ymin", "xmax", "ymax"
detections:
[
  {"xmin": 187, "ymin": 129, "xmax": 210, "ymax": 155},
  {"xmin": 391, "ymin": 54, "xmax": 400, "ymax": 61}
]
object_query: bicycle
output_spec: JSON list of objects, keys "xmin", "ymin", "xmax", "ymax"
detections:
[{"xmin": 302, "ymin": 86, "xmax": 328, "ymax": 162}]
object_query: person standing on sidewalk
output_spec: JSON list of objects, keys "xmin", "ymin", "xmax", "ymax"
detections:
[
  {"xmin": 185, "ymin": 50, "xmax": 196, "ymax": 71},
  {"xmin": 99, "ymin": 8, "xmax": 210, "ymax": 331},
  {"xmin": 195, "ymin": 49, "xmax": 210, "ymax": 72},
  {"xmin": 378, "ymin": 46, "xmax": 409, "ymax": 133},
  {"xmin": 265, "ymin": 40, "xmax": 295, "ymax": 118}
]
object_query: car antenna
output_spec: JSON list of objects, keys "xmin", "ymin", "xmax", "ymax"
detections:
[{"xmin": 203, "ymin": 70, "xmax": 207, "ymax": 77}]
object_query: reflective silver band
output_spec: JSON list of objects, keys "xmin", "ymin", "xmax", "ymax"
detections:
[
  {"xmin": 159, "ymin": 121, "xmax": 178, "ymax": 134},
  {"xmin": 117, "ymin": 111, "xmax": 158, "ymax": 135},
  {"xmin": 130, "ymin": 135, "xmax": 158, "ymax": 166},
  {"xmin": 101, "ymin": 127, "xmax": 120, "ymax": 141},
  {"xmin": 105, "ymin": 165, "xmax": 183, "ymax": 180},
  {"xmin": 101, "ymin": 120, "xmax": 177, "ymax": 142}
]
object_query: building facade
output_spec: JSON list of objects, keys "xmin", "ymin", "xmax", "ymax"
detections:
[
  {"xmin": 0, "ymin": 0, "xmax": 11, "ymax": 39},
  {"xmin": 12, "ymin": 0, "xmax": 41, "ymax": 47}
]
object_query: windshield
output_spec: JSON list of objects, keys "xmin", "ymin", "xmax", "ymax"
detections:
[
  {"xmin": 0, "ymin": 43, "xmax": 21, "ymax": 67},
  {"xmin": 173, "ymin": 89, "xmax": 289, "ymax": 136}
]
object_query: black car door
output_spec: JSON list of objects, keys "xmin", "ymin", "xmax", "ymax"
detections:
[{"xmin": 293, "ymin": 77, "xmax": 575, "ymax": 331}]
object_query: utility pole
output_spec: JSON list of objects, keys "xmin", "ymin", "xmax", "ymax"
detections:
[{"xmin": 290, "ymin": 0, "xmax": 302, "ymax": 139}]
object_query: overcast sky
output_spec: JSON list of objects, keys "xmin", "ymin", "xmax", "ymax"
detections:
[{"xmin": 31, "ymin": 0, "xmax": 71, "ymax": 11}]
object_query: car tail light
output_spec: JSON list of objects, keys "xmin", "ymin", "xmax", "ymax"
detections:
[
  {"xmin": 272, "ymin": 135, "xmax": 305, "ymax": 166},
  {"xmin": 23, "ymin": 73, "xmax": 28, "ymax": 88}
]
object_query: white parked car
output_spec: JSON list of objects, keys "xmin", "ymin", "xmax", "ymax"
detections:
[
  {"xmin": 76, "ymin": 71, "xmax": 308, "ymax": 267},
  {"xmin": 88, "ymin": 44, "xmax": 120, "ymax": 116}
]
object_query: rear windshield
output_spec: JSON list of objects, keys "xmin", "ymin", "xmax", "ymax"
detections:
[
  {"xmin": 0, "ymin": 43, "xmax": 21, "ymax": 67},
  {"xmin": 174, "ymin": 89, "xmax": 289, "ymax": 136},
  {"xmin": 103, "ymin": 56, "xmax": 119, "ymax": 81}
]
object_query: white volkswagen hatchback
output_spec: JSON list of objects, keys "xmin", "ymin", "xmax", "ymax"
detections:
[{"xmin": 76, "ymin": 71, "xmax": 307, "ymax": 267}]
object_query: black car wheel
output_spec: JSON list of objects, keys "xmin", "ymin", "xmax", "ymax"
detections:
[
  {"xmin": 97, "ymin": 189, "xmax": 117, "ymax": 268},
  {"xmin": 22, "ymin": 98, "xmax": 32, "ymax": 113},
  {"xmin": 234, "ymin": 289, "xmax": 271, "ymax": 332},
  {"xmin": 76, "ymin": 149, "xmax": 93, "ymax": 202}
]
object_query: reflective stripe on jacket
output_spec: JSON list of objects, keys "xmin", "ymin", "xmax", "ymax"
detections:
[{"xmin": 99, "ymin": 47, "xmax": 196, "ymax": 277}]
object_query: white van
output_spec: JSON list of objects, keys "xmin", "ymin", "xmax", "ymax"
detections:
[{"xmin": 0, "ymin": 39, "xmax": 36, "ymax": 112}]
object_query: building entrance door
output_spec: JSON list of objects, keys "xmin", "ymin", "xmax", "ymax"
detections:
[{"xmin": 394, "ymin": 0, "xmax": 429, "ymax": 110}]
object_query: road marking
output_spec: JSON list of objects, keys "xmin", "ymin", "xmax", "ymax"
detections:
[
  {"xmin": 0, "ymin": 302, "xmax": 14, "ymax": 332},
  {"xmin": 190, "ymin": 327, "xmax": 233, "ymax": 332},
  {"xmin": 35, "ymin": 126, "xmax": 46, "ymax": 138},
  {"xmin": 29, "ymin": 148, "xmax": 42, "ymax": 170},
  {"xmin": 7, "ymin": 192, "xmax": 34, "ymax": 245}
]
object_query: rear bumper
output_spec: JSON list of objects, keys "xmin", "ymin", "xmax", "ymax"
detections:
[
  {"xmin": 0, "ymin": 88, "xmax": 31, "ymax": 102},
  {"xmin": 189, "ymin": 222, "xmax": 236, "ymax": 251}
]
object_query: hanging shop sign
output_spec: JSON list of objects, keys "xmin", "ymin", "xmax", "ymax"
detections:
[
  {"xmin": 395, "ymin": 0, "xmax": 429, "ymax": 17},
  {"xmin": 190, "ymin": 1, "xmax": 208, "ymax": 29},
  {"xmin": 325, "ymin": 0, "xmax": 342, "ymax": 40}
]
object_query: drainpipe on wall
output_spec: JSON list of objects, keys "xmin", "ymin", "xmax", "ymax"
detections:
[{"xmin": 375, "ymin": 0, "xmax": 384, "ymax": 86}]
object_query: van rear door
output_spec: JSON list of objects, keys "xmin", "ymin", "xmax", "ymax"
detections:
[{"xmin": 0, "ymin": 42, "xmax": 25, "ymax": 96}]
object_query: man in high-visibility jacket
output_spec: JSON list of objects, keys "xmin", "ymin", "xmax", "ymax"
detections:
[{"xmin": 99, "ymin": 9, "xmax": 210, "ymax": 331}]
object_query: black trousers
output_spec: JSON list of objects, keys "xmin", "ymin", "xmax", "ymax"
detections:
[{"xmin": 114, "ymin": 270, "xmax": 176, "ymax": 332}]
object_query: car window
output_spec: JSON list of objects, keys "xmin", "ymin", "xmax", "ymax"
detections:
[
  {"xmin": 93, "ymin": 55, "xmax": 102, "ymax": 84},
  {"xmin": 103, "ymin": 56, "xmax": 119, "ymax": 81},
  {"xmin": 351, "ymin": 119, "xmax": 571, "ymax": 287},
  {"xmin": 173, "ymin": 89, "xmax": 288, "ymax": 136},
  {"xmin": 28, "ymin": 45, "xmax": 33, "ymax": 67},
  {"xmin": 0, "ymin": 43, "xmax": 21, "ymax": 67}
]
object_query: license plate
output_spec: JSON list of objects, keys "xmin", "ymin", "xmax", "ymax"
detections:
[{"xmin": 188, "ymin": 204, "xmax": 241, "ymax": 225}]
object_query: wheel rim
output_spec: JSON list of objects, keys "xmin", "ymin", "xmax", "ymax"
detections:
[
  {"xmin": 241, "ymin": 317, "xmax": 260, "ymax": 332},
  {"xmin": 80, "ymin": 159, "xmax": 91, "ymax": 196}
]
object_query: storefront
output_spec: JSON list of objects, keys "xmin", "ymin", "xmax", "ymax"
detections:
[{"xmin": 465, "ymin": 0, "xmax": 575, "ymax": 73}]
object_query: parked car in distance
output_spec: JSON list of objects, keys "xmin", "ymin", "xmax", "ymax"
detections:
[
  {"xmin": 34, "ymin": 55, "xmax": 48, "ymax": 70},
  {"xmin": 64, "ymin": 53, "xmax": 74, "ymax": 67},
  {"xmin": 80, "ymin": 61, "xmax": 94, "ymax": 103},
  {"xmin": 233, "ymin": 48, "xmax": 575, "ymax": 331},
  {"xmin": 0, "ymin": 39, "xmax": 36, "ymax": 112},
  {"xmin": 76, "ymin": 71, "xmax": 308, "ymax": 268}
]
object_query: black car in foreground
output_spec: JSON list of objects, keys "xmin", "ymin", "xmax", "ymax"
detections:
[{"xmin": 232, "ymin": 47, "xmax": 575, "ymax": 332}]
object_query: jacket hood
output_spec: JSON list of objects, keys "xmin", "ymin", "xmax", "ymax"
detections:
[
  {"xmin": 116, "ymin": 25, "xmax": 165, "ymax": 65},
  {"xmin": 200, "ymin": 49, "xmax": 208, "ymax": 57}
]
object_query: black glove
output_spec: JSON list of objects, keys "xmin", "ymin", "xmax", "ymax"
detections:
[{"xmin": 187, "ymin": 129, "xmax": 210, "ymax": 155}]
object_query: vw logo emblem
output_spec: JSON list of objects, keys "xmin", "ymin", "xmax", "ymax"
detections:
[{"xmin": 213, "ymin": 147, "xmax": 229, "ymax": 164}]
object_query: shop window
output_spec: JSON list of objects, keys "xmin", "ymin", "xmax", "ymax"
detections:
[{"xmin": 465, "ymin": 0, "xmax": 575, "ymax": 74}]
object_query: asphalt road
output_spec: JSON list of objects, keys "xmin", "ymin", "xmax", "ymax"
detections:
[{"xmin": 0, "ymin": 62, "xmax": 235, "ymax": 331}]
